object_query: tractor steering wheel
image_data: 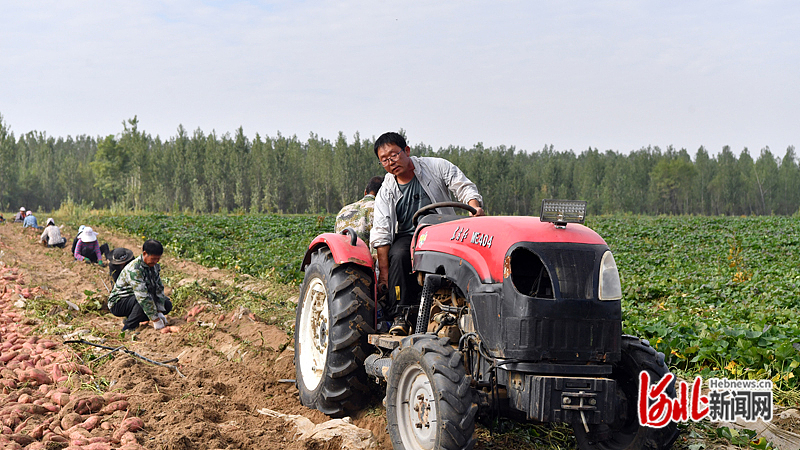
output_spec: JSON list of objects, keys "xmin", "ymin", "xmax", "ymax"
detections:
[{"xmin": 412, "ymin": 201, "xmax": 478, "ymax": 227}]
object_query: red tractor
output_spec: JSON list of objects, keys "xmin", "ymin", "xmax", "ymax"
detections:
[{"xmin": 295, "ymin": 200, "xmax": 679, "ymax": 450}]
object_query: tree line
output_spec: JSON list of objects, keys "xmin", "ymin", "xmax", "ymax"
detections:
[{"xmin": 1, "ymin": 114, "xmax": 798, "ymax": 216}]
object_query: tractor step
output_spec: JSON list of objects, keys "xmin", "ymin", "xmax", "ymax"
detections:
[{"xmin": 368, "ymin": 334, "xmax": 405, "ymax": 351}]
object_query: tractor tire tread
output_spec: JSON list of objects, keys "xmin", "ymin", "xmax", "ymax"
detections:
[
  {"xmin": 387, "ymin": 334, "xmax": 476, "ymax": 450},
  {"xmin": 574, "ymin": 335, "xmax": 680, "ymax": 450},
  {"xmin": 295, "ymin": 249, "xmax": 374, "ymax": 418}
]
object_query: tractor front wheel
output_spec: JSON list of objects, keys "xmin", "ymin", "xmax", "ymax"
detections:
[
  {"xmin": 295, "ymin": 247, "xmax": 374, "ymax": 417},
  {"xmin": 573, "ymin": 336, "xmax": 680, "ymax": 450},
  {"xmin": 386, "ymin": 335, "xmax": 477, "ymax": 450}
]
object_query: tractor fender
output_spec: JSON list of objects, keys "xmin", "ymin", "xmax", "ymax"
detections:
[{"xmin": 301, "ymin": 232, "xmax": 374, "ymax": 271}]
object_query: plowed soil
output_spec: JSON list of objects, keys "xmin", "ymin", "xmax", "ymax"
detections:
[{"xmin": 0, "ymin": 222, "xmax": 389, "ymax": 450}]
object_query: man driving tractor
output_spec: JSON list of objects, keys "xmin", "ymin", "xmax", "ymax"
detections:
[{"xmin": 370, "ymin": 131, "xmax": 484, "ymax": 336}]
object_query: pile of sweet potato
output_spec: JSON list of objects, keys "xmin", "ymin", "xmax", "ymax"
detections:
[{"xmin": 0, "ymin": 266, "xmax": 147, "ymax": 449}]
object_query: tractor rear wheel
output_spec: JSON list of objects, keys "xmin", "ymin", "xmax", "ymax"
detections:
[
  {"xmin": 386, "ymin": 335, "xmax": 477, "ymax": 450},
  {"xmin": 573, "ymin": 336, "xmax": 680, "ymax": 450},
  {"xmin": 295, "ymin": 247, "xmax": 374, "ymax": 417}
]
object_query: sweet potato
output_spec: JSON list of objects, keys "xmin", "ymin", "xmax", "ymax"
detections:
[
  {"xmin": 2, "ymin": 412, "xmax": 20, "ymax": 428},
  {"xmin": 84, "ymin": 442, "xmax": 113, "ymax": 450},
  {"xmin": 68, "ymin": 427, "xmax": 90, "ymax": 440},
  {"xmin": 30, "ymin": 422, "xmax": 47, "ymax": 439},
  {"xmin": 19, "ymin": 368, "xmax": 52, "ymax": 385},
  {"xmin": 74, "ymin": 396, "xmax": 105, "ymax": 414},
  {"xmin": 37, "ymin": 355, "xmax": 53, "ymax": 367},
  {"xmin": 60, "ymin": 412, "xmax": 83, "ymax": 430},
  {"xmin": 1, "ymin": 440, "xmax": 21, "ymax": 450},
  {"xmin": 59, "ymin": 362, "xmax": 80, "ymax": 374},
  {"xmin": 80, "ymin": 414, "xmax": 101, "ymax": 431},
  {"xmin": 101, "ymin": 392, "xmax": 128, "ymax": 404},
  {"xmin": 100, "ymin": 400, "xmax": 128, "ymax": 414},
  {"xmin": 8, "ymin": 433, "xmax": 33, "ymax": 446},
  {"xmin": 113, "ymin": 417, "xmax": 145, "ymax": 441},
  {"xmin": 38, "ymin": 340, "xmax": 57, "ymax": 349},
  {"xmin": 0, "ymin": 351, "xmax": 19, "ymax": 363},
  {"xmin": 43, "ymin": 432, "xmax": 68, "ymax": 443},
  {"xmin": 12, "ymin": 403, "xmax": 48, "ymax": 415},
  {"xmin": 51, "ymin": 363, "xmax": 63, "ymax": 381},
  {"xmin": 41, "ymin": 402, "xmax": 60, "ymax": 413},
  {"xmin": 119, "ymin": 417, "xmax": 143, "ymax": 433},
  {"xmin": 13, "ymin": 416, "xmax": 31, "ymax": 433},
  {"xmin": 70, "ymin": 437, "xmax": 90, "ymax": 446},
  {"xmin": 53, "ymin": 392, "xmax": 71, "ymax": 406},
  {"xmin": 119, "ymin": 430, "xmax": 138, "ymax": 445}
]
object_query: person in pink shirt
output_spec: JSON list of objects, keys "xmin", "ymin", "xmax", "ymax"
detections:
[{"xmin": 74, "ymin": 227, "xmax": 104, "ymax": 265}]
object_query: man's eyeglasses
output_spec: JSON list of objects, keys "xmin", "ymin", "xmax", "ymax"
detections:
[{"xmin": 380, "ymin": 152, "xmax": 402, "ymax": 166}]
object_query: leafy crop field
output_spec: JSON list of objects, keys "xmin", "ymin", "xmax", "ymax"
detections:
[
  {"xmin": 94, "ymin": 213, "xmax": 333, "ymax": 285},
  {"xmin": 94, "ymin": 213, "xmax": 800, "ymax": 400},
  {"xmin": 588, "ymin": 215, "xmax": 800, "ymax": 400}
]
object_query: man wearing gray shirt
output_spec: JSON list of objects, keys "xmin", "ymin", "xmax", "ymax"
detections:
[{"xmin": 370, "ymin": 132, "xmax": 484, "ymax": 335}]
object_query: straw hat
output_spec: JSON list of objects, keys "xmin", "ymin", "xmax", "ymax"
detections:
[{"xmin": 80, "ymin": 227, "xmax": 98, "ymax": 243}]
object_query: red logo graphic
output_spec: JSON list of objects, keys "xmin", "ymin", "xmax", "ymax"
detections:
[{"xmin": 638, "ymin": 372, "xmax": 709, "ymax": 427}]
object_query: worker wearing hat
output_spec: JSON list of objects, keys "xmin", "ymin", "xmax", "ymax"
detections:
[
  {"xmin": 74, "ymin": 227, "xmax": 104, "ymax": 265},
  {"xmin": 108, "ymin": 247, "xmax": 135, "ymax": 282},
  {"xmin": 22, "ymin": 210, "xmax": 42, "ymax": 229},
  {"xmin": 40, "ymin": 218, "xmax": 67, "ymax": 248},
  {"xmin": 13, "ymin": 207, "xmax": 26, "ymax": 223}
]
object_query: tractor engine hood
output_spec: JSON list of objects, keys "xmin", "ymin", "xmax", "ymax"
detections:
[{"xmin": 412, "ymin": 215, "xmax": 607, "ymax": 284}]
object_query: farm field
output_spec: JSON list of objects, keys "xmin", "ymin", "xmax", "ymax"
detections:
[
  {"xmin": 92, "ymin": 213, "xmax": 800, "ymax": 395},
  {"xmin": 1, "ymin": 211, "xmax": 798, "ymax": 449}
]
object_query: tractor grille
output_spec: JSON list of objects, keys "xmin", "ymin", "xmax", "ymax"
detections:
[
  {"xmin": 472, "ymin": 243, "xmax": 622, "ymax": 362},
  {"xmin": 504, "ymin": 316, "xmax": 621, "ymax": 361},
  {"xmin": 539, "ymin": 248, "xmax": 596, "ymax": 299}
]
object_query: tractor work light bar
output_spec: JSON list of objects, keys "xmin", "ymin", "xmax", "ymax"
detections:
[{"xmin": 540, "ymin": 199, "xmax": 587, "ymax": 226}]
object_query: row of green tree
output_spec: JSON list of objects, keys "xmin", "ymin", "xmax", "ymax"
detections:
[{"xmin": 1, "ymin": 114, "xmax": 798, "ymax": 216}]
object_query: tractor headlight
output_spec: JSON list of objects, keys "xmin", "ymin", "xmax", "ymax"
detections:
[{"xmin": 599, "ymin": 251, "xmax": 622, "ymax": 301}]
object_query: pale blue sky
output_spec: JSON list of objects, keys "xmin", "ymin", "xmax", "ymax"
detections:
[{"xmin": 1, "ymin": 1, "xmax": 797, "ymax": 156}]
